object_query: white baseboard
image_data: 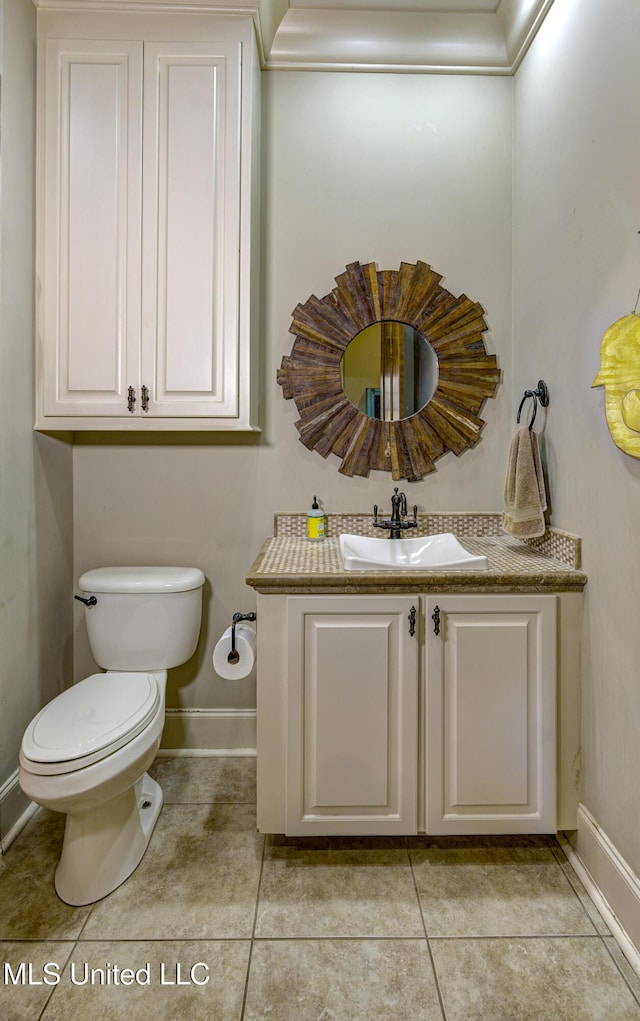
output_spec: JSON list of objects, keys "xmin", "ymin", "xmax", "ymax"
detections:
[
  {"xmin": 561, "ymin": 804, "xmax": 640, "ymax": 976},
  {"xmin": 160, "ymin": 708, "xmax": 256, "ymax": 754},
  {"xmin": 0, "ymin": 770, "xmax": 38, "ymax": 854},
  {"xmin": 156, "ymin": 748, "xmax": 256, "ymax": 757}
]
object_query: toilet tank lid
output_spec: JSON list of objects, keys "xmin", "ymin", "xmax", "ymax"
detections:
[{"xmin": 78, "ymin": 566, "xmax": 205, "ymax": 594}]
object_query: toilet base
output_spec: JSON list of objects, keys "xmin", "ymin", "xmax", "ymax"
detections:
[{"xmin": 55, "ymin": 773, "xmax": 163, "ymax": 905}]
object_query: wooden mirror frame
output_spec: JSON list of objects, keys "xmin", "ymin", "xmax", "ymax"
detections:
[{"xmin": 277, "ymin": 260, "xmax": 500, "ymax": 482}]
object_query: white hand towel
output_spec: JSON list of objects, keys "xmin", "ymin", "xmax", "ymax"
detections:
[{"xmin": 502, "ymin": 424, "xmax": 547, "ymax": 538}]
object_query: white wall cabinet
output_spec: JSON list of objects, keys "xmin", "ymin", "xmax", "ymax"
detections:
[
  {"xmin": 425, "ymin": 595, "xmax": 557, "ymax": 834},
  {"xmin": 256, "ymin": 591, "xmax": 571, "ymax": 836},
  {"xmin": 36, "ymin": 19, "xmax": 258, "ymax": 430},
  {"xmin": 285, "ymin": 596, "xmax": 419, "ymax": 835}
]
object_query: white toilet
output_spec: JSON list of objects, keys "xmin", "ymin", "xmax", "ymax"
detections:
[{"xmin": 19, "ymin": 565, "xmax": 205, "ymax": 906}]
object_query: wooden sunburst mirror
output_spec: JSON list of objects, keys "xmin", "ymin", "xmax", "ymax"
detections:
[{"xmin": 277, "ymin": 260, "xmax": 500, "ymax": 482}]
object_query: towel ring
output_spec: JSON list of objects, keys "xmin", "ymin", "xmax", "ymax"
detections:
[
  {"xmin": 517, "ymin": 380, "xmax": 549, "ymax": 431},
  {"xmin": 517, "ymin": 392, "xmax": 538, "ymax": 430}
]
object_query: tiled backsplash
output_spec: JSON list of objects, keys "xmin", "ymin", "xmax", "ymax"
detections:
[{"xmin": 273, "ymin": 513, "xmax": 581, "ymax": 570}]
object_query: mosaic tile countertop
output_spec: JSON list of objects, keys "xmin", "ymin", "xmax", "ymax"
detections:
[{"xmin": 246, "ymin": 518, "xmax": 587, "ymax": 595}]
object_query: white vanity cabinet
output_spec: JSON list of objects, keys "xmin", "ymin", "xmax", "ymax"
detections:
[
  {"xmin": 285, "ymin": 595, "xmax": 419, "ymax": 835},
  {"xmin": 36, "ymin": 17, "xmax": 259, "ymax": 431},
  {"xmin": 424, "ymin": 594, "xmax": 557, "ymax": 834},
  {"xmin": 255, "ymin": 588, "xmax": 578, "ymax": 837}
]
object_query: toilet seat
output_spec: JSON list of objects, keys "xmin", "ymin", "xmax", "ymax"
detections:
[{"xmin": 21, "ymin": 673, "xmax": 160, "ymax": 776}]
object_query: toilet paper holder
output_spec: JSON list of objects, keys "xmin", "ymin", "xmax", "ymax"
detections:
[{"xmin": 228, "ymin": 611, "xmax": 257, "ymax": 664}]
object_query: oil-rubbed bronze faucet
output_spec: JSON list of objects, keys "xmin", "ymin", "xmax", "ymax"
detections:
[{"xmin": 373, "ymin": 488, "xmax": 418, "ymax": 540}]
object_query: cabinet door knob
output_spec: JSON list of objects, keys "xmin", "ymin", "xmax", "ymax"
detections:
[
  {"xmin": 127, "ymin": 386, "xmax": 136, "ymax": 413},
  {"xmin": 141, "ymin": 385, "xmax": 149, "ymax": 412},
  {"xmin": 432, "ymin": 605, "xmax": 440, "ymax": 636}
]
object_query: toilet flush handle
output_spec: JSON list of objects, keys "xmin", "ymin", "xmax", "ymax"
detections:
[{"xmin": 74, "ymin": 595, "xmax": 97, "ymax": 607}]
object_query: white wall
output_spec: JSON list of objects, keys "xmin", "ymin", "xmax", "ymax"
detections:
[
  {"xmin": 0, "ymin": 0, "xmax": 74, "ymax": 839},
  {"xmin": 72, "ymin": 71, "xmax": 513, "ymax": 735},
  {"xmin": 513, "ymin": 0, "xmax": 640, "ymax": 873}
]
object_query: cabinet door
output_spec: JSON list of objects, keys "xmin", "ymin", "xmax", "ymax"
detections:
[
  {"xmin": 425, "ymin": 595, "xmax": 556, "ymax": 834},
  {"xmin": 141, "ymin": 41, "xmax": 242, "ymax": 418},
  {"xmin": 286, "ymin": 596, "xmax": 419, "ymax": 835},
  {"xmin": 41, "ymin": 40, "xmax": 143, "ymax": 417}
]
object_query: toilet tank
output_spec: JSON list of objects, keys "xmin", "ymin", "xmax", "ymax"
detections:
[{"xmin": 78, "ymin": 566, "xmax": 205, "ymax": 671}]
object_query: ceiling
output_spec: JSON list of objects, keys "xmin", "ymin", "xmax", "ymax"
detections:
[{"xmin": 255, "ymin": 0, "xmax": 556, "ymax": 73}]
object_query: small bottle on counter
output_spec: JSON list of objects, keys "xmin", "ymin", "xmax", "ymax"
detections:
[{"xmin": 307, "ymin": 496, "xmax": 325, "ymax": 542}]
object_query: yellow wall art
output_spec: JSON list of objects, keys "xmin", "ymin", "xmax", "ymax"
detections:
[{"xmin": 593, "ymin": 312, "xmax": 640, "ymax": 457}]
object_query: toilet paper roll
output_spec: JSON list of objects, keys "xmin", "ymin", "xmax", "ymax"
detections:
[{"xmin": 212, "ymin": 623, "xmax": 257, "ymax": 680}]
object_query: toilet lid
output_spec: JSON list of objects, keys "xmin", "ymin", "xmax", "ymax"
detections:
[{"xmin": 22, "ymin": 673, "xmax": 160, "ymax": 769}]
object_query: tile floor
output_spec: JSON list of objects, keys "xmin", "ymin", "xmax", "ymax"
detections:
[{"xmin": 2, "ymin": 756, "xmax": 640, "ymax": 1020}]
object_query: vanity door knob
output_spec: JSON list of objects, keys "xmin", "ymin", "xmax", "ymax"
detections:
[
  {"xmin": 432, "ymin": 605, "xmax": 441, "ymax": 636},
  {"xmin": 408, "ymin": 606, "xmax": 416, "ymax": 637}
]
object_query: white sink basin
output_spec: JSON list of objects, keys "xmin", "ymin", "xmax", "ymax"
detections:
[{"xmin": 339, "ymin": 533, "xmax": 488, "ymax": 572}]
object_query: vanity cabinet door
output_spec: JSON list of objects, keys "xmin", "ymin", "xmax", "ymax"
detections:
[
  {"xmin": 37, "ymin": 27, "xmax": 257, "ymax": 430},
  {"xmin": 286, "ymin": 596, "xmax": 419, "ymax": 835},
  {"xmin": 425, "ymin": 594, "xmax": 556, "ymax": 834}
]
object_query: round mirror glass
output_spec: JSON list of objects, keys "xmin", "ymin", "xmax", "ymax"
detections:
[{"xmin": 340, "ymin": 321, "xmax": 439, "ymax": 421}]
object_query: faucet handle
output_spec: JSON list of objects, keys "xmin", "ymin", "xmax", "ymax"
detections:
[{"xmin": 373, "ymin": 504, "xmax": 378, "ymax": 524}]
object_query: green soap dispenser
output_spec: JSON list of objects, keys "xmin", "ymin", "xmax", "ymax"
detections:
[{"xmin": 307, "ymin": 496, "xmax": 325, "ymax": 542}]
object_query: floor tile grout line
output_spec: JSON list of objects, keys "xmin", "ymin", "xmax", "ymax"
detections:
[
  {"xmin": 600, "ymin": 933, "xmax": 640, "ymax": 1009},
  {"xmin": 8, "ymin": 933, "xmax": 621, "ymax": 947},
  {"xmin": 239, "ymin": 828, "xmax": 267, "ymax": 1020},
  {"xmin": 547, "ymin": 832, "xmax": 640, "ymax": 994},
  {"xmin": 32, "ymin": 892, "xmax": 98, "ymax": 1019},
  {"xmin": 547, "ymin": 836, "xmax": 607, "ymax": 935},
  {"xmin": 162, "ymin": 801, "xmax": 256, "ymax": 806},
  {"xmin": 47, "ymin": 932, "xmax": 612, "ymax": 945},
  {"xmin": 37, "ymin": 886, "xmax": 107, "ymax": 1019},
  {"xmin": 0, "ymin": 938, "xmax": 79, "ymax": 944},
  {"xmin": 408, "ymin": 845, "xmax": 448, "ymax": 1021},
  {"xmin": 71, "ymin": 937, "xmax": 254, "ymax": 944},
  {"xmin": 247, "ymin": 935, "xmax": 442, "ymax": 943},
  {"xmin": 427, "ymin": 933, "xmax": 620, "ymax": 943},
  {"xmin": 244, "ymin": 933, "xmax": 632, "ymax": 943},
  {"xmin": 36, "ymin": 931, "xmax": 82, "ymax": 1020}
]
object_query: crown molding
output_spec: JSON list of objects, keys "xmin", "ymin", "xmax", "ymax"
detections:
[
  {"xmin": 33, "ymin": 0, "xmax": 555, "ymax": 74},
  {"xmin": 265, "ymin": 0, "xmax": 555, "ymax": 73}
]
